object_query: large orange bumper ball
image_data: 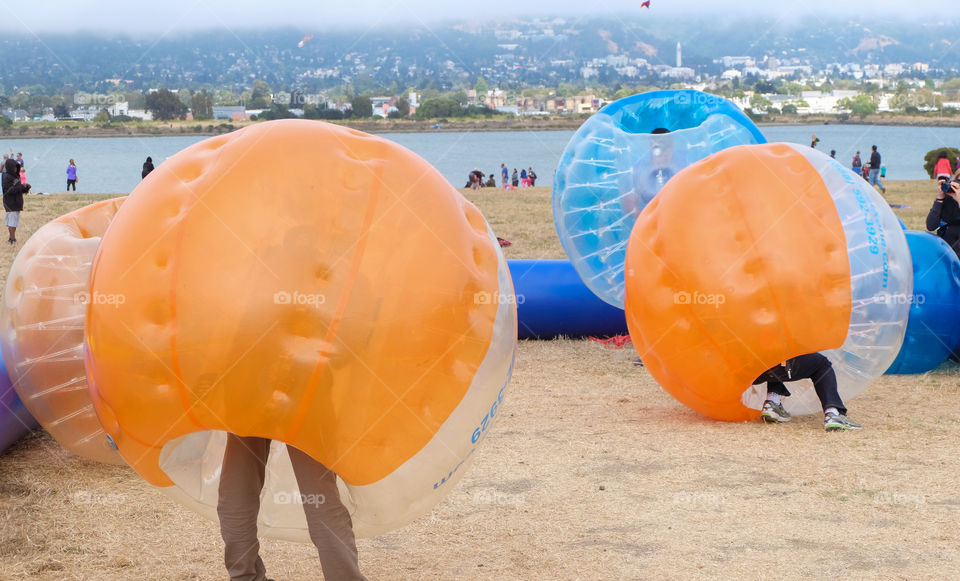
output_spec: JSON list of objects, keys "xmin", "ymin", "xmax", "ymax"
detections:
[
  {"xmin": 85, "ymin": 120, "xmax": 517, "ymax": 539},
  {"xmin": 625, "ymin": 144, "xmax": 910, "ymax": 421},
  {"xmin": 1, "ymin": 198, "xmax": 125, "ymax": 464}
]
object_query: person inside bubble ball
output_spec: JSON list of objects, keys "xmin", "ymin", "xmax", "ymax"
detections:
[
  {"xmin": 927, "ymin": 177, "xmax": 960, "ymax": 259},
  {"xmin": 753, "ymin": 353, "xmax": 862, "ymax": 431},
  {"xmin": 625, "ymin": 127, "xmax": 684, "ymax": 217},
  {"xmin": 217, "ymin": 435, "xmax": 367, "ymax": 581}
]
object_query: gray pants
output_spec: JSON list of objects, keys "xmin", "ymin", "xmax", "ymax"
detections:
[{"xmin": 217, "ymin": 435, "xmax": 366, "ymax": 581}]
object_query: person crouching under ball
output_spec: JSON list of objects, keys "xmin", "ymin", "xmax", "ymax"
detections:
[{"xmin": 753, "ymin": 353, "xmax": 861, "ymax": 431}]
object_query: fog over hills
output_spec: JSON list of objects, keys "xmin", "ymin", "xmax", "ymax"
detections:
[{"xmin": 2, "ymin": 16, "xmax": 955, "ymax": 94}]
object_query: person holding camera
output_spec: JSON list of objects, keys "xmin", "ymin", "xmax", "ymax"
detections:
[
  {"xmin": 928, "ymin": 177, "xmax": 960, "ymax": 258},
  {"xmin": 755, "ymin": 353, "xmax": 862, "ymax": 431}
]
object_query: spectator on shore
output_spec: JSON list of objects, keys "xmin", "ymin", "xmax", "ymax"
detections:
[
  {"xmin": 852, "ymin": 151, "xmax": 862, "ymax": 175},
  {"xmin": 868, "ymin": 145, "xmax": 885, "ymax": 193},
  {"xmin": 934, "ymin": 151, "xmax": 953, "ymax": 180},
  {"xmin": 928, "ymin": 177, "xmax": 960, "ymax": 259},
  {"xmin": 485, "ymin": 172, "xmax": 496, "ymax": 188},
  {"xmin": 66, "ymin": 159, "xmax": 78, "ymax": 191},
  {"xmin": 3, "ymin": 158, "xmax": 30, "ymax": 245},
  {"xmin": 810, "ymin": 134, "xmax": 820, "ymax": 148},
  {"xmin": 528, "ymin": 167, "xmax": 537, "ymax": 187},
  {"xmin": 142, "ymin": 156, "xmax": 155, "ymax": 179},
  {"xmin": 511, "ymin": 168, "xmax": 519, "ymax": 188},
  {"xmin": 16, "ymin": 152, "xmax": 24, "ymax": 169},
  {"xmin": 830, "ymin": 149, "xmax": 836, "ymax": 159},
  {"xmin": 520, "ymin": 168, "xmax": 528, "ymax": 187},
  {"xmin": 501, "ymin": 163, "xmax": 508, "ymax": 188}
]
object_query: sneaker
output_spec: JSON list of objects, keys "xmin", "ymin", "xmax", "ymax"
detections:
[
  {"xmin": 761, "ymin": 400, "xmax": 790, "ymax": 423},
  {"xmin": 824, "ymin": 412, "xmax": 862, "ymax": 431}
]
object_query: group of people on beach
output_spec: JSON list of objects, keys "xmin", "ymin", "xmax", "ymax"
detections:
[
  {"xmin": 850, "ymin": 145, "xmax": 886, "ymax": 194},
  {"xmin": 811, "ymin": 135, "xmax": 887, "ymax": 194},
  {"xmin": 465, "ymin": 164, "xmax": 537, "ymax": 190}
]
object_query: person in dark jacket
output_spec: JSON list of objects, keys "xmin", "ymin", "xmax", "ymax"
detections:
[
  {"xmin": 868, "ymin": 145, "xmax": 885, "ymax": 193},
  {"xmin": 754, "ymin": 353, "xmax": 861, "ymax": 431},
  {"xmin": 141, "ymin": 156, "xmax": 155, "ymax": 179},
  {"xmin": 3, "ymin": 157, "xmax": 30, "ymax": 244},
  {"xmin": 927, "ymin": 178, "xmax": 960, "ymax": 258}
]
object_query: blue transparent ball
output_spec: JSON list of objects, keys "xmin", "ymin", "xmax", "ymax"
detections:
[{"xmin": 553, "ymin": 90, "xmax": 766, "ymax": 308}]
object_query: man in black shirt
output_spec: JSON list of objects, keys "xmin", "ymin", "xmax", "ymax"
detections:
[
  {"xmin": 867, "ymin": 145, "xmax": 885, "ymax": 193},
  {"xmin": 927, "ymin": 178, "xmax": 960, "ymax": 258}
]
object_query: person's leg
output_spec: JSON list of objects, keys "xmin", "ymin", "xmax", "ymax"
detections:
[
  {"xmin": 786, "ymin": 353, "xmax": 846, "ymax": 414},
  {"xmin": 761, "ymin": 381, "xmax": 792, "ymax": 423},
  {"xmin": 218, "ymin": 435, "xmax": 271, "ymax": 581},
  {"xmin": 766, "ymin": 381, "xmax": 791, "ymax": 397},
  {"xmin": 287, "ymin": 445, "xmax": 366, "ymax": 581},
  {"xmin": 6, "ymin": 211, "xmax": 18, "ymax": 243}
]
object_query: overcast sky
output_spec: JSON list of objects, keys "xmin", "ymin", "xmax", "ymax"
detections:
[{"xmin": 10, "ymin": 0, "xmax": 943, "ymax": 34}]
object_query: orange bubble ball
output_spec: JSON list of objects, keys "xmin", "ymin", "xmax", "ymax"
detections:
[
  {"xmin": 625, "ymin": 144, "xmax": 852, "ymax": 421},
  {"xmin": 85, "ymin": 120, "xmax": 516, "ymax": 537},
  {"xmin": 1, "ymin": 197, "xmax": 126, "ymax": 464}
]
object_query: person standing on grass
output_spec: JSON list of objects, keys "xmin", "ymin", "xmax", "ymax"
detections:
[
  {"xmin": 511, "ymin": 168, "xmax": 519, "ymax": 189},
  {"xmin": 528, "ymin": 167, "xmax": 537, "ymax": 187},
  {"xmin": 142, "ymin": 156, "xmax": 155, "ymax": 179},
  {"xmin": 66, "ymin": 159, "xmax": 78, "ymax": 191},
  {"xmin": 3, "ymin": 157, "xmax": 30, "ymax": 245},
  {"xmin": 217, "ymin": 435, "xmax": 367, "ymax": 581},
  {"xmin": 852, "ymin": 151, "xmax": 862, "ymax": 175},
  {"xmin": 501, "ymin": 163, "xmax": 508, "ymax": 188},
  {"xmin": 868, "ymin": 145, "xmax": 885, "ymax": 193}
]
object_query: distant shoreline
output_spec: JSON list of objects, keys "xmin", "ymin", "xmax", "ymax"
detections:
[{"xmin": 2, "ymin": 114, "xmax": 960, "ymax": 140}]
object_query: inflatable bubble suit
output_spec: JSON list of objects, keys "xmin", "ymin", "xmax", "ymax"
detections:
[
  {"xmin": 84, "ymin": 120, "xmax": 517, "ymax": 539},
  {"xmin": 1, "ymin": 198, "xmax": 126, "ymax": 463},
  {"xmin": 553, "ymin": 90, "xmax": 766, "ymax": 308},
  {"xmin": 885, "ymin": 231, "xmax": 960, "ymax": 374},
  {"xmin": 625, "ymin": 144, "xmax": 911, "ymax": 421}
]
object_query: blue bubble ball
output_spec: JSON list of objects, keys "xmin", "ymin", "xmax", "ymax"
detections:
[{"xmin": 886, "ymin": 231, "xmax": 960, "ymax": 374}]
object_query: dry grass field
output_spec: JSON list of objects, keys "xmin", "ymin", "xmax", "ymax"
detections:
[{"xmin": 2, "ymin": 181, "xmax": 959, "ymax": 581}]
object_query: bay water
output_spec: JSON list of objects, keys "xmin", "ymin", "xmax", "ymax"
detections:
[{"xmin": 3, "ymin": 124, "xmax": 957, "ymax": 195}]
